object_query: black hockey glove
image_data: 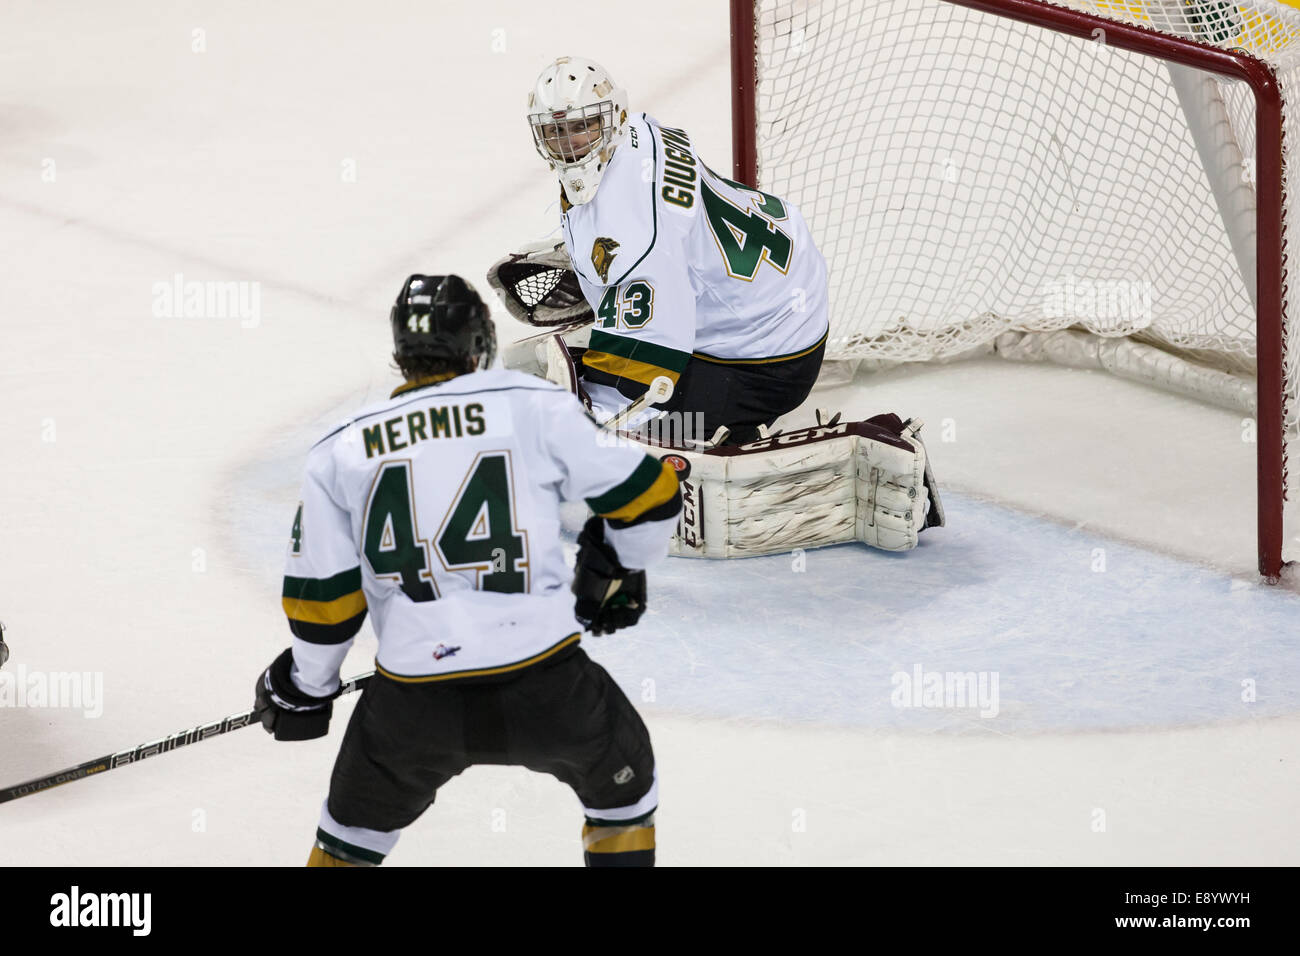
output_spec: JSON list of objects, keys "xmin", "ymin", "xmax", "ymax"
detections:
[
  {"xmin": 572, "ymin": 516, "xmax": 647, "ymax": 636},
  {"xmin": 253, "ymin": 648, "xmax": 335, "ymax": 741}
]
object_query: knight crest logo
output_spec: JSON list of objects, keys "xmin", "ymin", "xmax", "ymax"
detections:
[
  {"xmin": 432, "ymin": 644, "xmax": 461, "ymax": 661},
  {"xmin": 591, "ymin": 237, "xmax": 620, "ymax": 283}
]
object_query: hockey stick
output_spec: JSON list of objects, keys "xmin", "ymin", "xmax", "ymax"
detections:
[
  {"xmin": 0, "ymin": 671, "xmax": 373, "ymax": 805},
  {"xmin": 600, "ymin": 375, "xmax": 675, "ymax": 432}
]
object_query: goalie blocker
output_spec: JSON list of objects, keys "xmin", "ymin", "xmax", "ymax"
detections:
[{"xmin": 643, "ymin": 413, "xmax": 944, "ymax": 558}]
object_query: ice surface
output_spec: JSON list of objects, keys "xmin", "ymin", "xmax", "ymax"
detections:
[{"xmin": 1, "ymin": 1, "xmax": 1297, "ymax": 866}]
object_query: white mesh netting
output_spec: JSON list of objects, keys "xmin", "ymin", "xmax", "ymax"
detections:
[{"xmin": 750, "ymin": 0, "xmax": 1300, "ymax": 567}]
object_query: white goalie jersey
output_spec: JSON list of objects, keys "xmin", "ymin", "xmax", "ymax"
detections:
[
  {"xmin": 562, "ymin": 113, "xmax": 829, "ymax": 407},
  {"xmin": 280, "ymin": 369, "xmax": 680, "ymax": 692}
]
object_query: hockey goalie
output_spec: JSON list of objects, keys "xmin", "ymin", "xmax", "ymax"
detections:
[{"xmin": 488, "ymin": 56, "xmax": 944, "ymax": 558}]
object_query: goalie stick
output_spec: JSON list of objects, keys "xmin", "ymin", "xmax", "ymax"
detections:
[
  {"xmin": 0, "ymin": 671, "xmax": 373, "ymax": 805},
  {"xmin": 600, "ymin": 375, "xmax": 675, "ymax": 432}
]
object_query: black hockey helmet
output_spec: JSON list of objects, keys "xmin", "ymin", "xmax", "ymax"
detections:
[{"xmin": 390, "ymin": 274, "xmax": 496, "ymax": 374}]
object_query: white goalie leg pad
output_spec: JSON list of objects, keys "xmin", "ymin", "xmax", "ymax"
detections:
[
  {"xmin": 632, "ymin": 415, "xmax": 942, "ymax": 558},
  {"xmin": 856, "ymin": 418, "xmax": 930, "ymax": 551}
]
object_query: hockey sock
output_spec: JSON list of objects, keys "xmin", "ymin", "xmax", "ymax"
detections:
[
  {"xmin": 582, "ymin": 814, "xmax": 655, "ymax": 867},
  {"xmin": 308, "ymin": 844, "xmax": 367, "ymax": 867},
  {"xmin": 308, "ymin": 830, "xmax": 384, "ymax": 867}
]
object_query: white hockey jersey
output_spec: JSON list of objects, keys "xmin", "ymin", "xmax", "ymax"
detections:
[
  {"xmin": 281, "ymin": 368, "xmax": 680, "ymax": 692},
  {"xmin": 561, "ymin": 113, "xmax": 829, "ymax": 407}
]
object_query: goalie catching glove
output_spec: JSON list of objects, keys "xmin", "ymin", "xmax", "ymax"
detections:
[
  {"xmin": 254, "ymin": 648, "xmax": 337, "ymax": 741},
  {"xmin": 486, "ymin": 239, "xmax": 593, "ymax": 328},
  {"xmin": 572, "ymin": 516, "xmax": 647, "ymax": 635}
]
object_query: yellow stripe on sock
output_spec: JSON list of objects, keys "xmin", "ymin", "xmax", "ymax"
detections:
[
  {"xmin": 582, "ymin": 823, "xmax": 656, "ymax": 854},
  {"xmin": 307, "ymin": 845, "xmax": 361, "ymax": 867}
]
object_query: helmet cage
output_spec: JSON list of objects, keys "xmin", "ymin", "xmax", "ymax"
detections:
[{"xmin": 529, "ymin": 100, "xmax": 619, "ymax": 167}]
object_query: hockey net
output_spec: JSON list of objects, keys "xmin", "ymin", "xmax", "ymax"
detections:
[{"xmin": 734, "ymin": 0, "xmax": 1300, "ymax": 576}]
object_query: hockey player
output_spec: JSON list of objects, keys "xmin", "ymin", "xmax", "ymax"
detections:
[
  {"xmin": 488, "ymin": 58, "xmax": 945, "ymax": 559},
  {"xmin": 252, "ymin": 274, "xmax": 680, "ymax": 867},
  {"xmin": 509, "ymin": 56, "xmax": 830, "ymax": 444}
]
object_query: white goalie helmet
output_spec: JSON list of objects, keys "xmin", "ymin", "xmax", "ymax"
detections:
[{"xmin": 527, "ymin": 57, "xmax": 628, "ymax": 206}]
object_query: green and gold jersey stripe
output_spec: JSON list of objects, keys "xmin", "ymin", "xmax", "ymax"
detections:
[
  {"xmin": 283, "ymin": 567, "xmax": 361, "ymax": 602},
  {"xmin": 284, "ymin": 590, "xmax": 367, "ymax": 625},
  {"xmin": 583, "ymin": 350, "xmax": 682, "ymax": 388},
  {"xmin": 691, "ymin": 328, "xmax": 828, "ymax": 365},
  {"xmin": 283, "ymin": 568, "xmax": 367, "ymax": 625},
  {"xmin": 584, "ymin": 329, "xmax": 697, "ymax": 386},
  {"xmin": 587, "ymin": 456, "xmax": 665, "ymax": 516},
  {"xmin": 588, "ymin": 329, "xmax": 690, "ymax": 371},
  {"xmin": 594, "ymin": 459, "xmax": 679, "ymax": 524},
  {"xmin": 376, "ymin": 633, "xmax": 581, "ymax": 683}
]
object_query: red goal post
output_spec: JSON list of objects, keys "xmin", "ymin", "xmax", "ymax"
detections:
[{"xmin": 731, "ymin": 0, "xmax": 1290, "ymax": 579}]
